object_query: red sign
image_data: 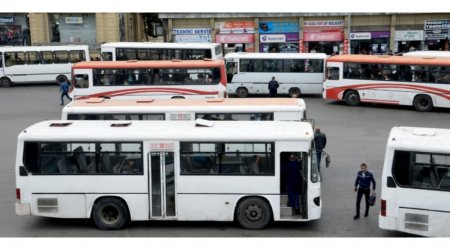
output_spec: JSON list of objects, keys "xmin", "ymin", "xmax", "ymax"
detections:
[
  {"xmin": 215, "ymin": 34, "xmax": 255, "ymax": 43},
  {"xmin": 223, "ymin": 22, "xmax": 255, "ymax": 28},
  {"xmin": 303, "ymin": 32, "xmax": 343, "ymax": 41},
  {"xmin": 303, "ymin": 27, "xmax": 343, "ymax": 33}
]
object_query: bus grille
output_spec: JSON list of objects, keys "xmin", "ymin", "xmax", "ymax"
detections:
[
  {"xmin": 37, "ymin": 198, "xmax": 58, "ymax": 213},
  {"xmin": 404, "ymin": 213, "xmax": 428, "ymax": 232}
]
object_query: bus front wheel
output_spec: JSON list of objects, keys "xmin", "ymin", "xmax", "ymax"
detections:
[
  {"xmin": 236, "ymin": 87, "xmax": 249, "ymax": 98},
  {"xmin": 288, "ymin": 88, "xmax": 301, "ymax": 98},
  {"xmin": 92, "ymin": 197, "xmax": 129, "ymax": 230},
  {"xmin": 0, "ymin": 77, "xmax": 12, "ymax": 87},
  {"xmin": 413, "ymin": 95, "xmax": 433, "ymax": 112},
  {"xmin": 236, "ymin": 197, "xmax": 272, "ymax": 229},
  {"xmin": 344, "ymin": 90, "xmax": 361, "ymax": 106}
]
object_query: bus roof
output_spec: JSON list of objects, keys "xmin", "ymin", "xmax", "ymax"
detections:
[
  {"xmin": 404, "ymin": 51, "xmax": 450, "ymax": 58},
  {"xmin": 72, "ymin": 60, "xmax": 225, "ymax": 69},
  {"xmin": 19, "ymin": 120, "xmax": 314, "ymax": 142},
  {"xmin": 101, "ymin": 42, "xmax": 221, "ymax": 49},
  {"xmin": 388, "ymin": 126, "xmax": 450, "ymax": 153},
  {"xmin": 65, "ymin": 97, "xmax": 305, "ymax": 110},
  {"xmin": 0, "ymin": 45, "xmax": 89, "ymax": 52},
  {"xmin": 327, "ymin": 55, "xmax": 450, "ymax": 66},
  {"xmin": 225, "ymin": 52, "xmax": 328, "ymax": 60}
]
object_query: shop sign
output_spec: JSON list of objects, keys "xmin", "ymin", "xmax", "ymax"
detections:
[
  {"xmin": 216, "ymin": 22, "xmax": 255, "ymax": 34},
  {"xmin": 0, "ymin": 17, "xmax": 15, "ymax": 23},
  {"xmin": 260, "ymin": 34, "xmax": 286, "ymax": 43},
  {"xmin": 215, "ymin": 34, "xmax": 255, "ymax": 43},
  {"xmin": 425, "ymin": 30, "xmax": 449, "ymax": 40},
  {"xmin": 425, "ymin": 19, "xmax": 450, "ymax": 30},
  {"xmin": 65, "ymin": 17, "xmax": 83, "ymax": 24},
  {"xmin": 173, "ymin": 28, "xmax": 211, "ymax": 35},
  {"xmin": 350, "ymin": 32, "xmax": 371, "ymax": 40},
  {"xmin": 174, "ymin": 34, "xmax": 212, "ymax": 43},
  {"xmin": 304, "ymin": 32, "xmax": 343, "ymax": 41},
  {"xmin": 304, "ymin": 26, "xmax": 343, "ymax": 32},
  {"xmin": 304, "ymin": 20, "xmax": 345, "ymax": 27},
  {"xmin": 258, "ymin": 22, "xmax": 299, "ymax": 34},
  {"xmin": 394, "ymin": 30, "xmax": 424, "ymax": 41}
]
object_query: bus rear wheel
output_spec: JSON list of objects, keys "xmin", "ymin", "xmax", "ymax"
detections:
[
  {"xmin": 92, "ymin": 197, "xmax": 129, "ymax": 230},
  {"xmin": 413, "ymin": 95, "xmax": 433, "ymax": 112},
  {"xmin": 344, "ymin": 90, "xmax": 361, "ymax": 106},
  {"xmin": 236, "ymin": 87, "xmax": 249, "ymax": 98},
  {"xmin": 236, "ymin": 197, "xmax": 272, "ymax": 229},
  {"xmin": 289, "ymin": 88, "xmax": 301, "ymax": 98},
  {"xmin": 0, "ymin": 77, "xmax": 12, "ymax": 87}
]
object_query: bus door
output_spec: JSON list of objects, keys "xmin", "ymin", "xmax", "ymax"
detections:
[
  {"xmin": 0, "ymin": 52, "xmax": 4, "ymax": 77},
  {"xmin": 226, "ymin": 60, "xmax": 237, "ymax": 83},
  {"xmin": 148, "ymin": 142, "xmax": 176, "ymax": 219}
]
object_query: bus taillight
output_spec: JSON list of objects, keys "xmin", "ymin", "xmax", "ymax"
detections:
[
  {"xmin": 16, "ymin": 188, "xmax": 21, "ymax": 201},
  {"xmin": 381, "ymin": 199, "xmax": 386, "ymax": 216}
]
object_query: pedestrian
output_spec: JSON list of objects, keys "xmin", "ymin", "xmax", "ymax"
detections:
[
  {"xmin": 282, "ymin": 153, "xmax": 302, "ymax": 213},
  {"xmin": 59, "ymin": 78, "xmax": 72, "ymax": 105},
  {"xmin": 314, "ymin": 127, "xmax": 327, "ymax": 171},
  {"xmin": 353, "ymin": 163, "xmax": 376, "ymax": 219},
  {"xmin": 268, "ymin": 76, "xmax": 279, "ymax": 97}
]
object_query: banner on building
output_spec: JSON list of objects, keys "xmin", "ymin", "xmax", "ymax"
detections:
[
  {"xmin": 258, "ymin": 22, "xmax": 299, "ymax": 34},
  {"xmin": 65, "ymin": 17, "xmax": 83, "ymax": 24},
  {"xmin": 394, "ymin": 30, "xmax": 424, "ymax": 41},
  {"xmin": 215, "ymin": 34, "xmax": 255, "ymax": 43},
  {"xmin": 173, "ymin": 28, "xmax": 211, "ymax": 35},
  {"xmin": 0, "ymin": 17, "xmax": 15, "ymax": 24},
  {"xmin": 304, "ymin": 20, "xmax": 345, "ymax": 27},
  {"xmin": 216, "ymin": 22, "xmax": 255, "ymax": 34},
  {"xmin": 260, "ymin": 34, "xmax": 286, "ymax": 43},
  {"xmin": 174, "ymin": 34, "xmax": 212, "ymax": 43},
  {"xmin": 425, "ymin": 19, "xmax": 450, "ymax": 30}
]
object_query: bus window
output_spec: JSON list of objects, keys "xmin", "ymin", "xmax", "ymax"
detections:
[
  {"xmin": 327, "ymin": 67, "xmax": 340, "ymax": 80},
  {"xmin": 0, "ymin": 52, "xmax": 3, "ymax": 68},
  {"xmin": 41, "ymin": 51, "xmax": 54, "ymax": 64},
  {"xmin": 5, "ymin": 52, "xmax": 25, "ymax": 66},
  {"xmin": 74, "ymin": 74, "xmax": 89, "ymax": 88},
  {"xmin": 69, "ymin": 50, "xmax": 84, "ymax": 63},
  {"xmin": 25, "ymin": 51, "xmax": 40, "ymax": 65},
  {"xmin": 101, "ymin": 52, "xmax": 113, "ymax": 61},
  {"xmin": 226, "ymin": 62, "xmax": 237, "ymax": 83},
  {"xmin": 54, "ymin": 51, "xmax": 69, "ymax": 64}
]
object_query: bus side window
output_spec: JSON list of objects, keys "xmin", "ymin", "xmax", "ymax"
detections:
[
  {"xmin": 327, "ymin": 67, "xmax": 339, "ymax": 80},
  {"xmin": 41, "ymin": 51, "xmax": 53, "ymax": 64}
]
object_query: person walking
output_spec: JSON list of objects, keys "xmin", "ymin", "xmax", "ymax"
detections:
[
  {"xmin": 59, "ymin": 78, "xmax": 72, "ymax": 105},
  {"xmin": 353, "ymin": 163, "xmax": 376, "ymax": 219},
  {"xmin": 314, "ymin": 127, "xmax": 327, "ymax": 171},
  {"xmin": 268, "ymin": 76, "xmax": 279, "ymax": 97}
]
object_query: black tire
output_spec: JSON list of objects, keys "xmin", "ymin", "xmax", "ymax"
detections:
[
  {"xmin": 288, "ymin": 88, "xmax": 301, "ymax": 98},
  {"xmin": 413, "ymin": 95, "xmax": 433, "ymax": 112},
  {"xmin": 56, "ymin": 75, "xmax": 68, "ymax": 84},
  {"xmin": 236, "ymin": 87, "xmax": 249, "ymax": 98},
  {"xmin": 235, "ymin": 197, "xmax": 272, "ymax": 230},
  {"xmin": 0, "ymin": 77, "xmax": 12, "ymax": 87},
  {"xmin": 344, "ymin": 90, "xmax": 361, "ymax": 106},
  {"xmin": 92, "ymin": 197, "xmax": 129, "ymax": 230}
]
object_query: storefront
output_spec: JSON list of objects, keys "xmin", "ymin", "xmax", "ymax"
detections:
[
  {"xmin": 173, "ymin": 28, "xmax": 212, "ymax": 43},
  {"xmin": 258, "ymin": 21, "xmax": 299, "ymax": 53},
  {"xmin": 302, "ymin": 20, "xmax": 344, "ymax": 55},
  {"xmin": 350, "ymin": 31, "xmax": 390, "ymax": 54},
  {"xmin": 0, "ymin": 14, "xmax": 29, "ymax": 46},
  {"xmin": 48, "ymin": 14, "xmax": 97, "ymax": 48},
  {"xmin": 215, "ymin": 22, "xmax": 255, "ymax": 53},
  {"xmin": 394, "ymin": 30, "xmax": 424, "ymax": 53},
  {"xmin": 424, "ymin": 19, "xmax": 449, "ymax": 51}
]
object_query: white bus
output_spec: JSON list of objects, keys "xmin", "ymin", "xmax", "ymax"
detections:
[
  {"xmin": 70, "ymin": 60, "xmax": 227, "ymax": 99},
  {"xmin": 225, "ymin": 52, "xmax": 327, "ymax": 97},
  {"xmin": 323, "ymin": 55, "xmax": 450, "ymax": 112},
  {"xmin": 15, "ymin": 120, "xmax": 321, "ymax": 230},
  {"xmin": 403, "ymin": 51, "xmax": 450, "ymax": 58},
  {"xmin": 0, "ymin": 45, "xmax": 90, "ymax": 87},
  {"xmin": 101, "ymin": 42, "xmax": 223, "ymax": 61},
  {"xmin": 62, "ymin": 97, "xmax": 307, "ymax": 122},
  {"xmin": 379, "ymin": 126, "xmax": 450, "ymax": 237}
]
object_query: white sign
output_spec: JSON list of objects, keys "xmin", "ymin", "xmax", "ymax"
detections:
[
  {"xmin": 174, "ymin": 35, "xmax": 212, "ymax": 43},
  {"xmin": 172, "ymin": 28, "xmax": 211, "ymax": 35},
  {"xmin": 150, "ymin": 143, "xmax": 174, "ymax": 151},
  {"xmin": 304, "ymin": 20, "xmax": 345, "ymax": 27},
  {"xmin": 394, "ymin": 30, "xmax": 424, "ymax": 41},
  {"xmin": 260, "ymin": 34, "xmax": 286, "ymax": 43},
  {"xmin": 350, "ymin": 32, "xmax": 371, "ymax": 40},
  {"xmin": 65, "ymin": 17, "xmax": 83, "ymax": 24}
]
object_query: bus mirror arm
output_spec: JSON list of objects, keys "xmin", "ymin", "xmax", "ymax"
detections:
[{"xmin": 19, "ymin": 166, "xmax": 28, "ymax": 176}]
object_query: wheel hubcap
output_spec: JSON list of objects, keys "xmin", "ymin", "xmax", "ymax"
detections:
[
  {"xmin": 245, "ymin": 204, "xmax": 263, "ymax": 222},
  {"xmin": 101, "ymin": 205, "xmax": 119, "ymax": 224}
]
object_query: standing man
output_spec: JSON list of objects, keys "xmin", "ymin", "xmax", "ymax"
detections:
[
  {"xmin": 282, "ymin": 153, "xmax": 302, "ymax": 213},
  {"xmin": 268, "ymin": 76, "xmax": 279, "ymax": 97},
  {"xmin": 353, "ymin": 163, "xmax": 376, "ymax": 219},
  {"xmin": 59, "ymin": 77, "xmax": 72, "ymax": 105},
  {"xmin": 314, "ymin": 127, "xmax": 327, "ymax": 171}
]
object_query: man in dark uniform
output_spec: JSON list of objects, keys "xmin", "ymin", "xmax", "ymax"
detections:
[
  {"xmin": 314, "ymin": 127, "xmax": 327, "ymax": 171},
  {"xmin": 354, "ymin": 163, "xmax": 376, "ymax": 219},
  {"xmin": 268, "ymin": 76, "xmax": 279, "ymax": 97}
]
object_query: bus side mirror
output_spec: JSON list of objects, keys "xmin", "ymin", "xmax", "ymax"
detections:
[
  {"xmin": 387, "ymin": 176, "xmax": 396, "ymax": 188},
  {"xmin": 19, "ymin": 166, "xmax": 28, "ymax": 176}
]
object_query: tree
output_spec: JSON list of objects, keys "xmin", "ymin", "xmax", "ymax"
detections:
[{"xmin": 141, "ymin": 13, "xmax": 162, "ymax": 38}]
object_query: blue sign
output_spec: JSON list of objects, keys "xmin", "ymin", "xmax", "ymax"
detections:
[
  {"xmin": 0, "ymin": 17, "xmax": 15, "ymax": 23},
  {"xmin": 259, "ymin": 22, "xmax": 299, "ymax": 34}
]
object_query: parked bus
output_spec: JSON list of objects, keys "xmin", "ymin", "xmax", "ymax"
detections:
[
  {"xmin": 15, "ymin": 120, "xmax": 321, "ymax": 230},
  {"xmin": 379, "ymin": 126, "xmax": 450, "ymax": 237},
  {"xmin": 62, "ymin": 97, "xmax": 307, "ymax": 122},
  {"xmin": 101, "ymin": 42, "xmax": 223, "ymax": 61},
  {"xmin": 403, "ymin": 51, "xmax": 450, "ymax": 58},
  {"xmin": 225, "ymin": 52, "xmax": 327, "ymax": 97},
  {"xmin": 70, "ymin": 60, "xmax": 227, "ymax": 99},
  {"xmin": 323, "ymin": 55, "xmax": 450, "ymax": 112},
  {"xmin": 0, "ymin": 45, "xmax": 90, "ymax": 87}
]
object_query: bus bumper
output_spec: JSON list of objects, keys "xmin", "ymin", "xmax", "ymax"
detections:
[
  {"xmin": 15, "ymin": 202, "xmax": 31, "ymax": 216},
  {"xmin": 378, "ymin": 215, "xmax": 397, "ymax": 231}
]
